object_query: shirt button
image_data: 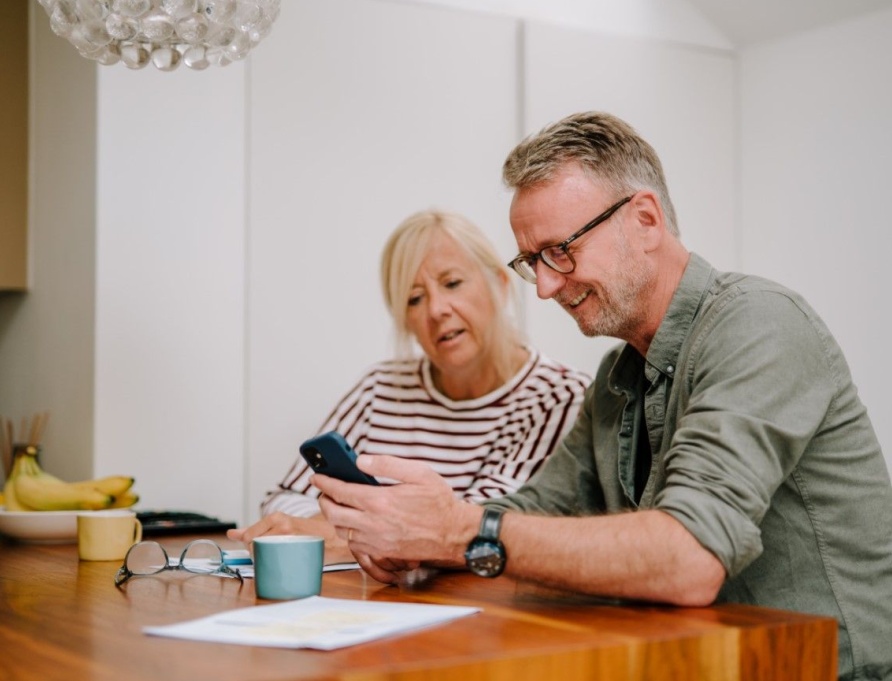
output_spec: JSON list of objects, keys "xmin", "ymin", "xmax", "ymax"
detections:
[{"xmin": 666, "ymin": 365, "xmax": 674, "ymax": 374}]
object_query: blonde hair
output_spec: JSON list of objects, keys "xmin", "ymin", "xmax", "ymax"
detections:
[{"xmin": 380, "ymin": 210, "xmax": 524, "ymax": 382}]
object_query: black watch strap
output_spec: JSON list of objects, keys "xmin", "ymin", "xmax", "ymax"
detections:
[{"xmin": 479, "ymin": 507, "xmax": 504, "ymax": 540}]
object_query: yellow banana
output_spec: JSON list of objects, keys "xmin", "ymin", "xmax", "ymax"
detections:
[
  {"xmin": 3, "ymin": 480, "xmax": 25, "ymax": 511},
  {"xmin": 13, "ymin": 474, "xmax": 113, "ymax": 511},
  {"xmin": 6, "ymin": 452, "xmax": 72, "ymax": 510},
  {"xmin": 2, "ymin": 480, "xmax": 23, "ymax": 510},
  {"xmin": 72, "ymin": 475, "xmax": 134, "ymax": 498},
  {"xmin": 108, "ymin": 490, "xmax": 139, "ymax": 508},
  {"xmin": 3, "ymin": 450, "xmax": 36, "ymax": 511},
  {"xmin": 28, "ymin": 464, "xmax": 66, "ymax": 485},
  {"xmin": 2, "ymin": 448, "xmax": 133, "ymax": 512}
]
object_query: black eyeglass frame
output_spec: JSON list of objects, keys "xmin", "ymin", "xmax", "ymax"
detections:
[
  {"xmin": 114, "ymin": 538, "xmax": 244, "ymax": 587},
  {"xmin": 507, "ymin": 195, "xmax": 634, "ymax": 284}
]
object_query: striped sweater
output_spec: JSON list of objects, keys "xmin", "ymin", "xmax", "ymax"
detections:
[{"xmin": 261, "ymin": 349, "xmax": 591, "ymax": 518}]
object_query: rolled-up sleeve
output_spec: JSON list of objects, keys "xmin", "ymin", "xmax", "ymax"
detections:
[{"xmin": 655, "ymin": 287, "xmax": 836, "ymax": 577}]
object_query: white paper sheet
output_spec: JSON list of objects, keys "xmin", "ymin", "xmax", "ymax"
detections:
[{"xmin": 143, "ymin": 596, "xmax": 480, "ymax": 649}]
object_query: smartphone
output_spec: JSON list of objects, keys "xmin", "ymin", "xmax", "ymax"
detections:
[{"xmin": 299, "ymin": 431, "xmax": 379, "ymax": 485}]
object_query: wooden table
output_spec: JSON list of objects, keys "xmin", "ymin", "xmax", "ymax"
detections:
[{"xmin": 0, "ymin": 535, "xmax": 837, "ymax": 681}]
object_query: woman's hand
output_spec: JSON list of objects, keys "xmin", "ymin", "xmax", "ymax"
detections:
[{"xmin": 226, "ymin": 512, "xmax": 354, "ymax": 564}]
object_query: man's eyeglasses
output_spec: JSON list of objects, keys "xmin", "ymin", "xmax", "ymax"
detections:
[
  {"xmin": 114, "ymin": 539, "xmax": 244, "ymax": 587},
  {"xmin": 508, "ymin": 195, "xmax": 633, "ymax": 284}
]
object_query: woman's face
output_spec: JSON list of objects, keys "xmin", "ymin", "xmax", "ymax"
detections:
[{"xmin": 405, "ymin": 233, "xmax": 499, "ymax": 381}]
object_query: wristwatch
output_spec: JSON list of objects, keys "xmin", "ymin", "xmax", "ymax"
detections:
[{"xmin": 464, "ymin": 507, "xmax": 507, "ymax": 577}]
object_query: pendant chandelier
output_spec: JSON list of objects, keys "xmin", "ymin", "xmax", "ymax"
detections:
[{"xmin": 37, "ymin": 0, "xmax": 281, "ymax": 71}]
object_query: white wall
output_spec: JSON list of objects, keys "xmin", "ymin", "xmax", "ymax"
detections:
[
  {"xmin": 404, "ymin": 0, "xmax": 732, "ymax": 49},
  {"xmin": 94, "ymin": 66, "xmax": 247, "ymax": 519},
  {"xmin": 739, "ymin": 6, "xmax": 892, "ymax": 470}
]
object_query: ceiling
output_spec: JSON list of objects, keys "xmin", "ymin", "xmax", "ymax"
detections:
[{"xmin": 685, "ymin": 0, "xmax": 892, "ymax": 46}]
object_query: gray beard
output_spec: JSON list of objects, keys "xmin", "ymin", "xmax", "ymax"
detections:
[{"xmin": 572, "ymin": 236, "xmax": 654, "ymax": 340}]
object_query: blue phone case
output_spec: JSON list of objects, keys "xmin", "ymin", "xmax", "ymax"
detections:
[{"xmin": 299, "ymin": 431, "xmax": 380, "ymax": 485}]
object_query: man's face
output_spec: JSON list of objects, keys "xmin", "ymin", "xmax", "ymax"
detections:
[{"xmin": 508, "ymin": 164, "xmax": 654, "ymax": 340}]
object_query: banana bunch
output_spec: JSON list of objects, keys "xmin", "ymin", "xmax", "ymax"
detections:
[{"xmin": 3, "ymin": 447, "xmax": 138, "ymax": 512}]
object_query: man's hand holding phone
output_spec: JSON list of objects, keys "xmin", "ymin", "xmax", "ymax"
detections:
[{"xmin": 313, "ymin": 452, "xmax": 479, "ymax": 584}]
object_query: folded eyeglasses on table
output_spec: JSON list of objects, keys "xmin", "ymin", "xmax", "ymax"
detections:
[{"xmin": 115, "ymin": 539, "xmax": 243, "ymax": 587}]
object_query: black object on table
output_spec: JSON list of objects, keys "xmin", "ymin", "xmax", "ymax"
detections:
[{"xmin": 136, "ymin": 510, "xmax": 237, "ymax": 536}]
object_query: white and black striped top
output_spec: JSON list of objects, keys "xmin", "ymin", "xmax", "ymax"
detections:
[{"xmin": 261, "ymin": 349, "xmax": 591, "ymax": 518}]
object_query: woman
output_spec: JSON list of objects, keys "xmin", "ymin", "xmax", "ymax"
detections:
[{"xmin": 229, "ymin": 210, "xmax": 590, "ymax": 557}]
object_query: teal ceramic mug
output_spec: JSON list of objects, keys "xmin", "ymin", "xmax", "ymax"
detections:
[{"xmin": 252, "ymin": 535, "xmax": 324, "ymax": 600}]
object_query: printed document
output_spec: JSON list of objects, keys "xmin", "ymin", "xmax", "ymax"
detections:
[{"xmin": 144, "ymin": 596, "xmax": 480, "ymax": 649}]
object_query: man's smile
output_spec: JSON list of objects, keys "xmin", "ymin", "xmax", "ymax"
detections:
[{"xmin": 567, "ymin": 290, "xmax": 590, "ymax": 308}]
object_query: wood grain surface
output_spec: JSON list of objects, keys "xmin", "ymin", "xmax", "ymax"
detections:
[{"xmin": 0, "ymin": 535, "xmax": 837, "ymax": 681}]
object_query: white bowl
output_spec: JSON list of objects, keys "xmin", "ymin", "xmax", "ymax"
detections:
[{"xmin": 0, "ymin": 506, "xmax": 82, "ymax": 544}]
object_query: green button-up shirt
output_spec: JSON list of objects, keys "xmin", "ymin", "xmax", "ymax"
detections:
[{"xmin": 489, "ymin": 253, "xmax": 892, "ymax": 680}]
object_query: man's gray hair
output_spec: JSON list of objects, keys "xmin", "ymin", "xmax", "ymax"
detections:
[{"xmin": 503, "ymin": 112, "xmax": 679, "ymax": 236}]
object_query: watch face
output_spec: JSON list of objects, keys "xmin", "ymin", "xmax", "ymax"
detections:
[{"xmin": 465, "ymin": 539, "xmax": 505, "ymax": 578}]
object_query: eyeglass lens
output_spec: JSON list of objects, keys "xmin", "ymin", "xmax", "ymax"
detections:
[
  {"xmin": 511, "ymin": 259, "xmax": 538, "ymax": 283},
  {"xmin": 178, "ymin": 540, "xmax": 228, "ymax": 574},
  {"xmin": 511, "ymin": 249, "xmax": 573, "ymax": 284},
  {"xmin": 124, "ymin": 541, "xmax": 171, "ymax": 576}
]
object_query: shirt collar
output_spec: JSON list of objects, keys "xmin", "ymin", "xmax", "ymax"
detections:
[{"xmin": 610, "ymin": 252, "xmax": 716, "ymax": 389}]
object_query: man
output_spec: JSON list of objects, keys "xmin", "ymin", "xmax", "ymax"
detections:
[{"xmin": 314, "ymin": 111, "xmax": 892, "ymax": 680}]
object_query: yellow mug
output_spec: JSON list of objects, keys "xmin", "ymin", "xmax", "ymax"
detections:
[{"xmin": 77, "ymin": 509, "xmax": 142, "ymax": 561}]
